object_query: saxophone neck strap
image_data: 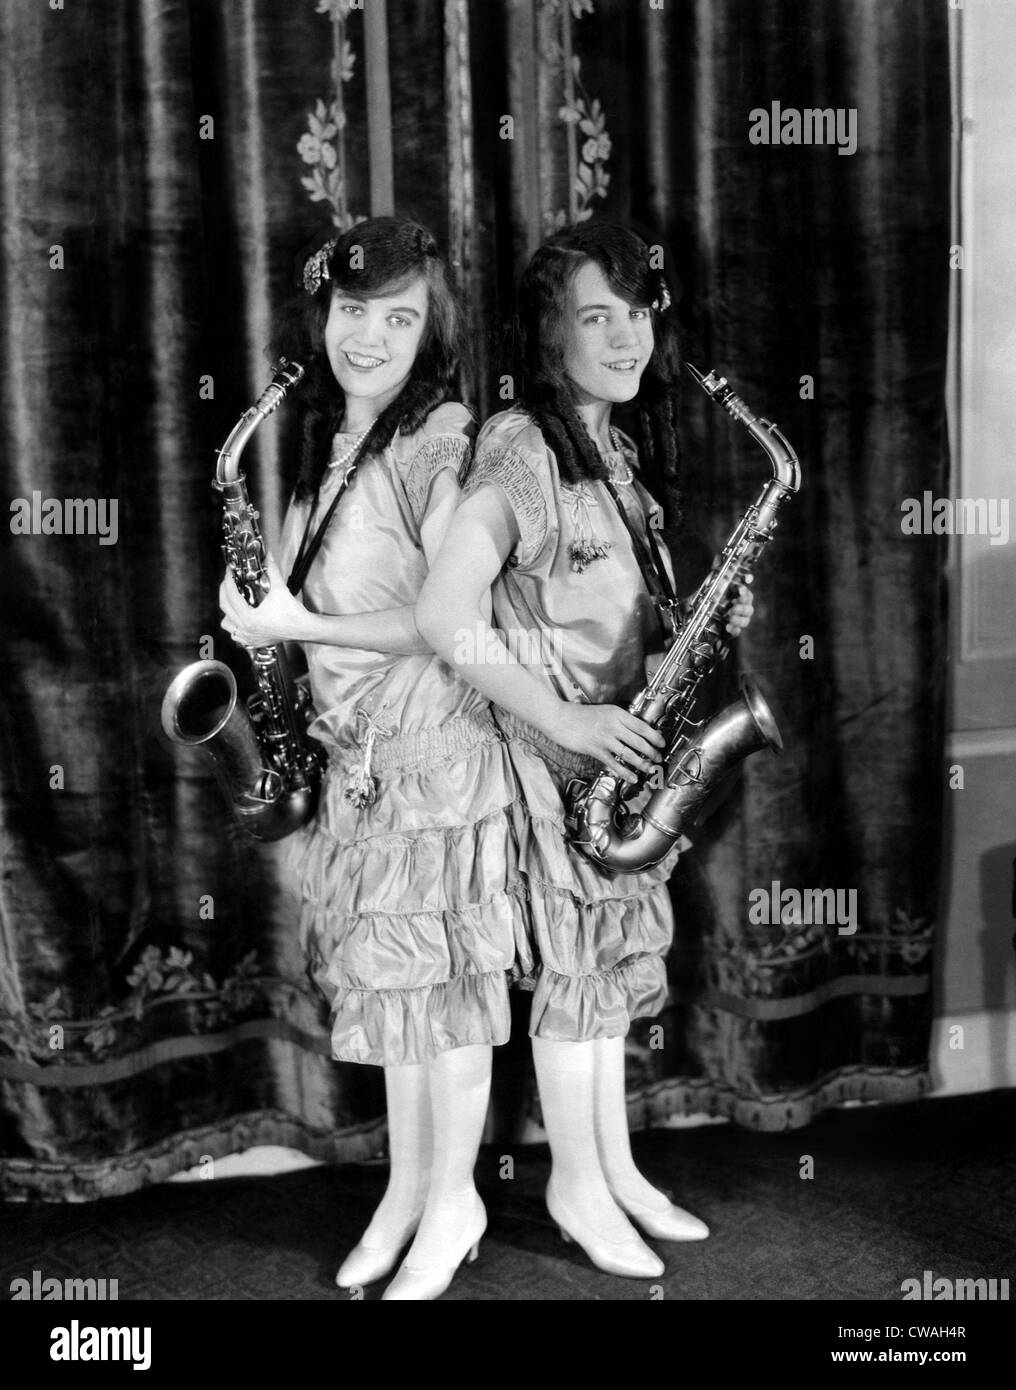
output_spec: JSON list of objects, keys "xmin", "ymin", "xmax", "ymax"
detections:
[
  {"xmin": 287, "ymin": 474, "xmax": 352, "ymax": 596},
  {"xmin": 602, "ymin": 479, "xmax": 680, "ymax": 636},
  {"xmin": 287, "ymin": 436, "xmax": 375, "ymax": 596}
]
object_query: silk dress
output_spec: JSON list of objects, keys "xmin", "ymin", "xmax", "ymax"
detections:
[
  {"xmin": 462, "ymin": 407, "xmax": 684, "ymax": 1042},
  {"xmin": 280, "ymin": 403, "xmax": 532, "ymax": 1067}
]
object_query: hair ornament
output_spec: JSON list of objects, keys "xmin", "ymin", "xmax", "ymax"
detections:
[
  {"xmin": 651, "ymin": 280, "xmax": 672, "ymax": 313},
  {"xmin": 413, "ymin": 225, "xmax": 438, "ymax": 258},
  {"xmin": 303, "ymin": 238, "xmax": 337, "ymax": 296}
]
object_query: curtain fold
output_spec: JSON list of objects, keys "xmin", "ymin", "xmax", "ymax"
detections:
[
  {"xmin": 0, "ymin": 0, "xmax": 950, "ymax": 1198},
  {"xmin": 633, "ymin": 0, "xmax": 949, "ymax": 1127}
]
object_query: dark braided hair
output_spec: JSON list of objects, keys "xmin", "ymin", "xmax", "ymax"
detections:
[
  {"xmin": 513, "ymin": 221, "xmax": 683, "ymax": 534},
  {"xmin": 272, "ymin": 217, "xmax": 465, "ymax": 502}
]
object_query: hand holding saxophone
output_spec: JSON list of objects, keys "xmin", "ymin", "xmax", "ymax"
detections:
[
  {"xmin": 549, "ymin": 703, "xmax": 666, "ymax": 786},
  {"xmin": 219, "ymin": 552, "xmax": 313, "ymax": 648},
  {"xmin": 724, "ymin": 578, "xmax": 754, "ymax": 636},
  {"xmin": 644, "ymin": 579, "xmax": 753, "ymax": 683}
]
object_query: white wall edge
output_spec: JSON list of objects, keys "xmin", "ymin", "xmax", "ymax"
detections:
[
  {"xmin": 947, "ymin": 729, "xmax": 1016, "ymax": 759},
  {"xmin": 928, "ymin": 1008, "xmax": 1016, "ymax": 1096}
]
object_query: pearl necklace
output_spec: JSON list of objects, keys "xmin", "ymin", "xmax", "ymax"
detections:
[
  {"xmin": 603, "ymin": 426, "xmax": 634, "ymax": 485},
  {"xmin": 328, "ymin": 416, "xmax": 379, "ymax": 474},
  {"xmin": 327, "ymin": 431, "xmax": 368, "ymax": 473}
]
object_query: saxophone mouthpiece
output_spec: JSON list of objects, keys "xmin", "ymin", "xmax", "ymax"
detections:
[
  {"xmin": 684, "ymin": 362, "xmax": 727, "ymax": 397},
  {"xmin": 275, "ymin": 357, "xmax": 305, "ymax": 390}
]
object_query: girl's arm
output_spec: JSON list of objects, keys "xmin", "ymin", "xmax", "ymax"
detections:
[
  {"xmin": 414, "ymin": 486, "xmax": 665, "ymax": 784},
  {"xmin": 220, "ymin": 558, "xmax": 429, "ymax": 654},
  {"xmin": 219, "ymin": 471, "xmax": 472, "ymax": 655}
]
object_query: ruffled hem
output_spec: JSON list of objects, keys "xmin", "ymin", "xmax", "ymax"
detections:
[
  {"xmin": 289, "ymin": 727, "xmax": 535, "ymax": 1064},
  {"xmin": 296, "ymin": 784, "xmax": 534, "ymax": 981},
  {"xmin": 298, "ymin": 799, "xmax": 530, "ymax": 922},
  {"xmin": 305, "ymin": 884, "xmax": 535, "ymax": 992},
  {"xmin": 497, "ymin": 724, "xmax": 678, "ymax": 1036},
  {"xmin": 325, "ymin": 969, "xmax": 515, "ymax": 1067},
  {"xmin": 528, "ymin": 953, "xmax": 669, "ymax": 1041}
]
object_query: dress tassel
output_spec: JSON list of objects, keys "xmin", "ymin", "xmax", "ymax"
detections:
[{"xmin": 344, "ymin": 705, "xmax": 392, "ymax": 809}]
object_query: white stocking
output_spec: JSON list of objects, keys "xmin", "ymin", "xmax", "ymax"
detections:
[
  {"xmin": 592, "ymin": 1034, "xmax": 671, "ymax": 1210},
  {"xmin": 532, "ymin": 1035, "xmax": 641, "ymax": 1241},
  {"xmin": 358, "ymin": 1062, "xmax": 432, "ymax": 1245},
  {"xmin": 401, "ymin": 1043, "xmax": 491, "ymax": 1267}
]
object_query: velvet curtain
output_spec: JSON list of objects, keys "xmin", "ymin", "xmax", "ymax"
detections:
[{"xmin": 0, "ymin": 0, "xmax": 949, "ymax": 1199}]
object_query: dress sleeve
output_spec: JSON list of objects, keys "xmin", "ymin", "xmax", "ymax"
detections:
[
  {"xmin": 462, "ymin": 443, "xmax": 553, "ymax": 571},
  {"xmin": 402, "ymin": 432, "xmax": 472, "ymax": 527}
]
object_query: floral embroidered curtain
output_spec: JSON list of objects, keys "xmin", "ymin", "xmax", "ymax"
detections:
[{"xmin": 0, "ymin": 0, "xmax": 949, "ymax": 1198}]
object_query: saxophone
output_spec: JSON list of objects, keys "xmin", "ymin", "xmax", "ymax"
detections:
[
  {"xmin": 161, "ymin": 358, "xmax": 325, "ymax": 841},
  {"xmin": 565, "ymin": 364, "xmax": 801, "ymax": 872}
]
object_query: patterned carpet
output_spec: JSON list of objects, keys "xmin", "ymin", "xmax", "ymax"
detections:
[{"xmin": 2, "ymin": 1090, "xmax": 1015, "ymax": 1302}]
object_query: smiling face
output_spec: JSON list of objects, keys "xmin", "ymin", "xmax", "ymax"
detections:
[
  {"xmin": 561, "ymin": 260, "xmax": 655, "ymax": 407},
  {"xmin": 323, "ymin": 274, "xmax": 430, "ymax": 417}
]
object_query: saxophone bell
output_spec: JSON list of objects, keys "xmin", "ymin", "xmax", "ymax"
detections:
[
  {"xmin": 567, "ymin": 679, "xmax": 781, "ymax": 873},
  {"xmin": 161, "ymin": 658, "xmax": 318, "ymax": 841},
  {"xmin": 650, "ymin": 676, "xmax": 782, "ymax": 838}
]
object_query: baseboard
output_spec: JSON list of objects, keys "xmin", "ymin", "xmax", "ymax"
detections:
[
  {"xmin": 170, "ymin": 1016, "xmax": 1016, "ymax": 1181},
  {"xmin": 169, "ymin": 1147, "xmax": 322, "ymax": 1182}
]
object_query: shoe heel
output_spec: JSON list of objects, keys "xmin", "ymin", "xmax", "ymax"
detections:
[{"xmin": 547, "ymin": 1184, "xmax": 665, "ymax": 1280}]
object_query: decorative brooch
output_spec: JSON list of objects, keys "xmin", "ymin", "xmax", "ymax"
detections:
[
  {"xmin": 303, "ymin": 237, "xmax": 337, "ymax": 296},
  {"xmin": 343, "ymin": 704, "xmax": 393, "ymax": 809}
]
